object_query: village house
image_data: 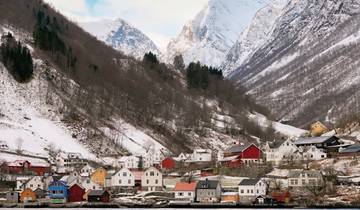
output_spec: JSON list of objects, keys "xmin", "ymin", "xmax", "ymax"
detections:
[
  {"xmin": 15, "ymin": 176, "xmax": 32, "ymax": 191},
  {"xmin": 310, "ymin": 121, "xmax": 328, "ymax": 137},
  {"xmin": 116, "ymin": 156, "xmax": 139, "ymax": 169},
  {"xmin": 173, "ymin": 182, "xmax": 197, "ymax": 202},
  {"xmin": 91, "ymin": 167, "xmax": 107, "ymax": 187},
  {"xmin": 238, "ymin": 178, "xmax": 267, "ymax": 203},
  {"xmin": 264, "ymin": 139, "xmax": 302, "ymax": 165},
  {"xmin": 20, "ymin": 188, "xmax": 36, "ymax": 203},
  {"xmin": 22, "ymin": 176, "xmax": 44, "ymax": 191},
  {"xmin": 87, "ymin": 190, "xmax": 110, "ymax": 203},
  {"xmin": 303, "ymin": 146, "xmax": 327, "ymax": 160},
  {"xmin": 161, "ymin": 157, "xmax": 182, "ymax": 170},
  {"xmin": 56, "ymin": 152, "xmax": 87, "ymax": 173},
  {"xmin": 6, "ymin": 191, "xmax": 19, "ymax": 203},
  {"xmin": 141, "ymin": 167, "xmax": 163, "ymax": 191},
  {"xmin": 81, "ymin": 177, "xmax": 103, "ymax": 191},
  {"xmin": 80, "ymin": 164, "xmax": 95, "ymax": 176},
  {"xmin": 68, "ymin": 183, "xmax": 85, "ymax": 202},
  {"xmin": 221, "ymin": 192, "xmax": 239, "ymax": 203},
  {"xmin": 191, "ymin": 149, "xmax": 212, "ymax": 162},
  {"xmin": 220, "ymin": 143, "xmax": 262, "ymax": 167},
  {"xmin": 339, "ymin": 144, "xmax": 360, "ymax": 156},
  {"xmin": 294, "ymin": 136, "xmax": 341, "ymax": 151},
  {"xmin": 195, "ymin": 179, "xmax": 221, "ymax": 203},
  {"xmin": 111, "ymin": 168, "xmax": 135, "ymax": 191},
  {"xmin": 288, "ymin": 169, "xmax": 323, "ymax": 188},
  {"xmin": 34, "ymin": 188, "xmax": 46, "ymax": 199},
  {"xmin": 48, "ymin": 180, "xmax": 69, "ymax": 203},
  {"xmin": 2, "ymin": 160, "xmax": 50, "ymax": 176},
  {"xmin": 143, "ymin": 149, "xmax": 163, "ymax": 168}
]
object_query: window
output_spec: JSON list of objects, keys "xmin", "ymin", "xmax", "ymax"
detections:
[
  {"xmin": 150, "ymin": 171, "xmax": 155, "ymax": 176},
  {"xmin": 247, "ymin": 190, "xmax": 249, "ymax": 193},
  {"xmin": 123, "ymin": 172, "xmax": 127, "ymax": 176},
  {"xmin": 155, "ymin": 179, "xmax": 158, "ymax": 184},
  {"xmin": 146, "ymin": 179, "xmax": 149, "ymax": 184},
  {"xmin": 250, "ymin": 189, "xmax": 253, "ymax": 194},
  {"xmin": 257, "ymin": 189, "xmax": 259, "ymax": 194},
  {"xmin": 179, "ymin": 192, "xmax": 183, "ymax": 196},
  {"xmin": 119, "ymin": 180, "xmax": 122, "ymax": 184},
  {"xmin": 188, "ymin": 192, "xmax": 191, "ymax": 196},
  {"xmin": 302, "ymin": 179, "xmax": 306, "ymax": 185},
  {"xmin": 240, "ymin": 190, "xmax": 244, "ymax": 194},
  {"xmin": 128, "ymin": 179, "xmax": 131, "ymax": 184}
]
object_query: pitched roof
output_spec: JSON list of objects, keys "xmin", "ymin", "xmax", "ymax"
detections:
[
  {"xmin": 295, "ymin": 136, "xmax": 338, "ymax": 145},
  {"xmin": 340, "ymin": 144, "xmax": 360, "ymax": 153},
  {"xmin": 196, "ymin": 180, "xmax": 219, "ymax": 189},
  {"xmin": 173, "ymin": 182, "xmax": 197, "ymax": 191},
  {"xmin": 219, "ymin": 155, "xmax": 239, "ymax": 162},
  {"xmin": 88, "ymin": 190, "xmax": 107, "ymax": 196},
  {"xmin": 227, "ymin": 143, "xmax": 257, "ymax": 153},
  {"xmin": 239, "ymin": 178, "xmax": 260, "ymax": 186}
]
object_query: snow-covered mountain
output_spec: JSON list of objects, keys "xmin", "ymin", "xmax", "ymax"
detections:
[
  {"xmin": 80, "ymin": 18, "xmax": 160, "ymax": 59},
  {"xmin": 221, "ymin": 0, "xmax": 289, "ymax": 76},
  {"xmin": 230, "ymin": 0, "xmax": 360, "ymax": 126},
  {"xmin": 164, "ymin": 0, "xmax": 268, "ymax": 67}
]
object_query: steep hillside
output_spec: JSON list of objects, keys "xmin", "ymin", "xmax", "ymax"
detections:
[
  {"xmin": 0, "ymin": 0, "xmax": 287, "ymax": 160},
  {"xmin": 164, "ymin": 0, "xmax": 268, "ymax": 67},
  {"xmin": 80, "ymin": 19, "xmax": 160, "ymax": 59},
  {"xmin": 221, "ymin": 0, "xmax": 288, "ymax": 76},
  {"xmin": 230, "ymin": 0, "xmax": 360, "ymax": 127}
]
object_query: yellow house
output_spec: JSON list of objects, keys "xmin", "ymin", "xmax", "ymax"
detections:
[
  {"xmin": 310, "ymin": 121, "xmax": 328, "ymax": 137},
  {"xmin": 90, "ymin": 167, "xmax": 107, "ymax": 187}
]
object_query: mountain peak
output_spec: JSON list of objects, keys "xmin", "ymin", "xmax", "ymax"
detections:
[{"xmin": 80, "ymin": 18, "xmax": 160, "ymax": 59}]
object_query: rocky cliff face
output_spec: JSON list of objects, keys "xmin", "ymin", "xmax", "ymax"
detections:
[
  {"xmin": 230, "ymin": 0, "xmax": 360, "ymax": 126},
  {"xmin": 164, "ymin": 0, "xmax": 268, "ymax": 67},
  {"xmin": 80, "ymin": 18, "xmax": 160, "ymax": 59}
]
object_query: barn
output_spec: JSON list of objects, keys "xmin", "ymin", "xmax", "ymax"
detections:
[
  {"xmin": 87, "ymin": 190, "xmax": 110, "ymax": 203},
  {"xmin": 68, "ymin": 183, "xmax": 85, "ymax": 202},
  {"xmin": 161, "ymin": 157, "xmax": 180, "ymax": 170},
  {"xmin": 221, "ymin": 143, "xmax": 262, "ymax": 167}
]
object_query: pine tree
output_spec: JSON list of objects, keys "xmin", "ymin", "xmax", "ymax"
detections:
[{"xmin": 173, "ymin": 54, "xmax": 185, "ymax": 70}]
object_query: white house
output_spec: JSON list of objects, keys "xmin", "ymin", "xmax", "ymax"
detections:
[
  {"xmin": 141, "ymin": 167, "xmax": 163, "ymax": 191},
  {"xmin": 143, "ymin": 149, "xmax": 164, "ymax": 168},
  {"xmin": 303, "ymin": 146, "xmax": 327, "ymax": 161},
  {"xmin": 190, "ymin": 149, "xmax": 212, "ymax": 162},
  {"xmin": 80, "ymin": 164, "xmax": 95, "ymax": 176},
  {"xmin": 238, "ymin": 178, "xmax": 267, "ymax": 203},
  {"xmin": 81, "ymin": 177, "xmax": 103, "ymax": 191},
  {"xmin": 264, "ymin": 139, "xmax": 302, "ymax": 165},
  {"xmin": 288, "ymin": 169, "xmax": 323, "ymax": 187},
  {"xmin": 22, "ymin": 176, "xmax": 44, "ymax": 191},
  {"xmin": 117, "ymin": 156, "xmax": 139, "ymax": 169},
  {"xmin": 16, "ymin": 176, "xmax": 31, "ymax": 191},
  {"xmin": 111, "ymin": 168, "xmax": 135, "ymax": 188},
  {"xmin": 56, "ymin": 152, "xmax": 87, "ymax": 173},
  {"xmin": 173, "ymin": 182, "xmax": 197, "ymax": 202}
]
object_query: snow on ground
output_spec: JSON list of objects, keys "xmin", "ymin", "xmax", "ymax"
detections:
[
  {"xmin": 249, "ymin": 113, "xmax": 308, "ymax": 138},
  {"xmin": 101, "ymin": 118, "xmax": 166, "ymax": 156},
  {"xmin": 0, "ymin": 49, "xmax": 95, "ymax": 159},
  {"xmin": 0, "ymin": 152, "xmax": 49, "ymax": 166},
  {"xmin": 312, "ymin": 158, "xmax": 360, "ymax": 176}
]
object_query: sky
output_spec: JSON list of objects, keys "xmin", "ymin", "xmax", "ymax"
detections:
[{"xmin": 43, "ymin": 0, "xmax": 209, "ymax": 50}]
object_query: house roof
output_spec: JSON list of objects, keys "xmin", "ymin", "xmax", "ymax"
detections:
[
  {"xmin": 340, "ymin": 144, "xmax": 360, "ymax": 153},
  {"xmin": 196, "ymin": 180, "xmax": 219, "ymax": 189},
  {"xmin": 227, "ymin": 143, "xmax": 257, "ymax": 153},
  {"xmin": 267, "ymin": 139, "xmax": 287, "ymax": 149},
  {"xmin": 239, "ymin": 178, "xmax": 260, "ymax": 186},
  {"xmin": 173, "ymin": 182, "xmax": 197, "ymax": 191},
  {"xmin": 295, "ymin": 136, "xmax": 338, "ymax": 145},
  {"xmin": 220, "ymin": 155, "xmax": 239, "ymax": 162},
  {"xmin": 288, "ymin": 169, "xmax": 322, "ymax": 178},
  {"xmin": 88, "ymin": 190, "xmax": 107, "ymax": 196}
]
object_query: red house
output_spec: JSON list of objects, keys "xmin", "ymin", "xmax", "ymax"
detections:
[
  {"xmin": 270, "ymin": 191, "xmax": 291, "ymax": 203},
  {"xmin": 161, "ymin": 157, "xmax": 179, "ymax": 170},
  {"xmin": 68, "ymin": 184, "xmax": 85, "ymax": 202},
  {"xmin": 220, "ymin": 143, "xmax": 262, "ymax": 168},
  {"xmin": 1, "ymin": 160, "xmax": 50, "ymax": 176}
]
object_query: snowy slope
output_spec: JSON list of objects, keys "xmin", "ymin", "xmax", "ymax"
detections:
[
  {"xmin": 80, "ymin": 18, "xmax": 160, "ymax": 59},
  {"xmin": 221, "ymin": 0, "xmax": 288, "ymax": 76},
  {"xmin": 164, "ymin": 0, "xmax": 268, "ymax": 67},
  {"xmin": 230, "ymin": 0, "xmax": 360, "ymax": 126}
]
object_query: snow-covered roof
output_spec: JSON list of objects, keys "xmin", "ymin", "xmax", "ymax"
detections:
[
  {"xmin": 295, "ymin": 136, "xmax": 338, "ymax": 145},
  {"xmin": 220, "ymin": 155, "xmax": 239, "ymax": 162}
]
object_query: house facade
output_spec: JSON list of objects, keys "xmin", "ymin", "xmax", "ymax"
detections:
[
  {"xmin": 238, "ymin": 178, "xmax": 266, "ymax": 203},
  {"xmin": 264, "ymin": 139, "xmax": 302, "ymax": 165},
  {"xmin": 56, "ymin": 152, "xmax": 87, "ymax": 173},
  {"xmin": 68, "ymin": 183, "xmax": 85, "ymax": 202},
  {"xmin": 173, "ymin": 182, "xmax": 196, "ymax": 202},
  {"xmin": 91, "ymin": 167, "xmax": 107, "ymax": 187},
  {"xmin": 141, "ymin": 167, "xmax": 163, "ymax": 191},
  {"xmin": 191, "ymin": 149, "xmax": 212, "ymax": 162},
  {"xmin": 23, "ymin": 176, "xmax": 44, "ymax": 191},
  {"xmin": 111, "ymin": 168, "xmax": 135, "ymax": 189},
  {"xmin": 288, "ymin": 170, "xmax": 323, "ymax": 187},
  {"xmin": 116, "ymin": 156, "xmax": 139, "ymax": 169},
  {"xmin": 20, "ymin": 188, "xmax": 36, "ymax": 203},
  {"xmin": 221, "ymin": 143, "xmax": 262, "ymax": 167},
  {"xmin": 81, "ymin": 177, "xmax": 103, "ymax": 191},
  {"xmin": 87, "ymin": 190, "xmax": 110, "ymax": 203},
  {"xmin": 195, "ymin": 179, "xmax": 221, "ymax": 203},
  {"xmin": 48, "ymin": 180, "xmax": 69, "ymax": 203}
]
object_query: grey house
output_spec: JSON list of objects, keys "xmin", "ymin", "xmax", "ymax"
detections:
[
  {"xmin": 6, "ymin": 191, "xmax": 19, "ymax": 203},
  {"xmin": 195, "ymin": 179, "xmax": 221, "ymax": 203},
  {"xmin": 34, "ymin": 188, "xmax": 46, "ymax": 199}
]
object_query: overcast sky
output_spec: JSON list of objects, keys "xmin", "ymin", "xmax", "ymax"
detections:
[{"xmin": 43, "ymin": 0, "xmax": 208, "ymax": 50}]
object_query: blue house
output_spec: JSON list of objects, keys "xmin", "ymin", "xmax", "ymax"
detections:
[{"xmin": 48, "ymin": 180, "xmax": 68, "ymax": 203}]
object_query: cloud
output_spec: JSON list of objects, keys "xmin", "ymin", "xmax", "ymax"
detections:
[{"xmin": 43, "ymin": 0, "xmax": 208, "ymax": 48}]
